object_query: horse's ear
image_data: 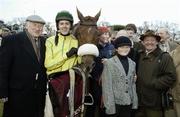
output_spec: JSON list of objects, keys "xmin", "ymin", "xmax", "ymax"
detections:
[
  {"xmin": 94, "ymin": 9, "xmax": 101, "ymax": 22},
  {"xmin": 77, "ymin": 7, "xmax": 84, "ymax": 21}
]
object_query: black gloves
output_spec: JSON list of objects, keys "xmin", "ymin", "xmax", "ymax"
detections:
[{"xmin": 66, "ymin": 47, "xmax": 78, "ymax": 58}]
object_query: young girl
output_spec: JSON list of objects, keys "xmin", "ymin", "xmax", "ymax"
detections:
[{"xmin": 101, "ymin": 36, "xmax": 138, "ymax": 117}]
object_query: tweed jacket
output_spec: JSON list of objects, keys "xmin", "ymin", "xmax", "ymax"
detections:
[
  {"xmin": 102, "ymin": 55, "xmax": 138, "ymax": 115},
  {"xmin": 171, "ymin": 45, "xmax": 180, "ymax": 102}
]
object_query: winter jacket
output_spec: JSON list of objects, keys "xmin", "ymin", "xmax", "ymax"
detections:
[
  {"xmin": 45, "ymin": 34, "xmax": 80, "ymax": 75},
  {"xmin": 137, "ymin": 47, "xmax": 176, "ymax": 109}
]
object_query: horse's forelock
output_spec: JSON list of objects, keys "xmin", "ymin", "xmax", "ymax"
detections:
[
  {"xmin": 84, "ymin": 16, "xmax": 98, "ymax": 23},
  {"xmin": 73, "ymin": 10, "xmax": 101, "ymax": 45}
]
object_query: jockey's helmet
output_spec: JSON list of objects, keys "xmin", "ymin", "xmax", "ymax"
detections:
[{"xmin": 55, "ymin": 10, "xmax": 74, "ymax": 24}]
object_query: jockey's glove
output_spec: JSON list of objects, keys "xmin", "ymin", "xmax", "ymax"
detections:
[{"xmin": 66, "ymin": 47, "xmax": 78, "ymax": 58}]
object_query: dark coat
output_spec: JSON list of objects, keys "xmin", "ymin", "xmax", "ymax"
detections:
[
  {"xmin": 137, "ymin": 47, "xmax": 176, "ymax": 109},
  {"xmin": 0, "ymin": 32, "xmax": 47, "ymax": 117}
]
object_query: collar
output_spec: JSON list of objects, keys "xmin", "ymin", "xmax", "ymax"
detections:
[
  {"xmin": 117, "ymin": 54, "xmax": 128, "ymax": 60},
  {"xmin": 143, "ymin": 47, "xmax": 162, "ymax": 58},
  {"xmin": 59, "ymin": 33, "xmax": 70, "ymax": 36},
  {"xmin": 97, "ymin": 42, "xmax": 110, "ymax": 49}
]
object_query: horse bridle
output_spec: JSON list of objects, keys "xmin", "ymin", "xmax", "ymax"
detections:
[{"xmin": 80, "ymin": 22, "xmax": 97, "ymax": 26}]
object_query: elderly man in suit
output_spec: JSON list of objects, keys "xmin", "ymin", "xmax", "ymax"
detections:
[{"xmin": 0, "ymin": 15, "xmax": 47, "ymax": 117}]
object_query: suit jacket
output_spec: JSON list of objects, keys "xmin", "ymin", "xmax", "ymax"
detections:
[
  {"xmin": 102, "ymin": 55, "xmax": 138, "ymax": 115},
  {"xmin": 0, "ymin": 32, "xmax": 47, "ymax": 117}
]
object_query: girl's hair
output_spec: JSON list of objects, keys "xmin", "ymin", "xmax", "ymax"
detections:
[{"xmin": 55, "ymin": 31, "xmax": 59, "ymax": 46}]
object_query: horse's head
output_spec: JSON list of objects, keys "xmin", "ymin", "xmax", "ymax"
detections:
[
  {"xmin": 77, "ymin": 44, "xmax": 99, "ymax": 74},
  {"xmin": 73, "ymin": 8, "xmax": 101, "ymax": 46}
]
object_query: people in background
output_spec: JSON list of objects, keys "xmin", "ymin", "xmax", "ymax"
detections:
[
  {"xmin": 86, "ymin": 26, "xmax": 114, "ymax": 117},
  {"xmin": 157, "ymin": 27, "xmax": 178, "ymax": 52},
  {"xmin": 170, "ymin": 45, "xmax": 180, "ymax": 117}
]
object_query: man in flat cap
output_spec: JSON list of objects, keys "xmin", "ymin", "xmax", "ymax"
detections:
[{"xmin": 0, "ymin": 15, "xmax": 47, "ymax": 117}]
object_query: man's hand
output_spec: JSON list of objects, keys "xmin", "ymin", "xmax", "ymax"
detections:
[{"xmin": 0, "ymin": 97, "xmax": 8, "ymax": 103}]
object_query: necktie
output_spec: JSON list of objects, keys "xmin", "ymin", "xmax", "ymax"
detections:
[{"xmin": 35, "ymin": 39, "xmax": 40, "ymax": 61}]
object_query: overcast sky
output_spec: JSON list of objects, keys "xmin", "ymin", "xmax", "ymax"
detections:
[{"xmin": 0, "ymin": 0, "xmax": 180, "ymax": 27}]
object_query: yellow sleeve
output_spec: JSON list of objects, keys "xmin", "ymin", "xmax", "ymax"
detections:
[{"xmin": 44, "ymin": 38, "xmax": 68, "ymax": 71}]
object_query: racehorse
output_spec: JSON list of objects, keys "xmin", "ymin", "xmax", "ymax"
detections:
[{"xmin": 69, "ymin": 8, "xmax": 101, "ymax": 117}]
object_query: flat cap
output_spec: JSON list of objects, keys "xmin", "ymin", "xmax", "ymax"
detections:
[{"xmin": 26, "ymin": 15, "xmax": 45, "ymax": 24}]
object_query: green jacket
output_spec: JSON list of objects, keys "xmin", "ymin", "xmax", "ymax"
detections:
[{"xmin": 137, "ymin": 47, "xmax": 176, "ymax": 109}]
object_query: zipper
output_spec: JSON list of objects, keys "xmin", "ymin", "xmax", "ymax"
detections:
[{"xmin": 62, "ymin": 36, "xmax": 65, "ymax": 57}]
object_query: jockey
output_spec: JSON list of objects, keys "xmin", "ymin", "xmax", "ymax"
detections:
[
  {"xmin": 45, "ymin": 10, "xmax": 80, "ymax": 75},
  {"xmin": 44, "ymin": 10, "xmax": 80, "ymax": 117}
]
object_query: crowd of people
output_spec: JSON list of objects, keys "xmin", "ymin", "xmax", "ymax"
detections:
[{"xmin": 0, "ymin": 10, "xmax": 180, "ymax": 117}]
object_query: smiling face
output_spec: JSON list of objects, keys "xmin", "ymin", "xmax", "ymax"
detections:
[
  {"xmin": 58, "ymin": 20, "xmax": 71, "ymax": 35},
  {"xmin": 99, "ymin": 32, "xmax": 110, "ymax": 44},
  {"xmin": 142, "ymin": 36, "xmax": 158, "ymax": 52},
  {"xmin": 25, "ymin": 21, "xmax": 44, "ymax": 38}
]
